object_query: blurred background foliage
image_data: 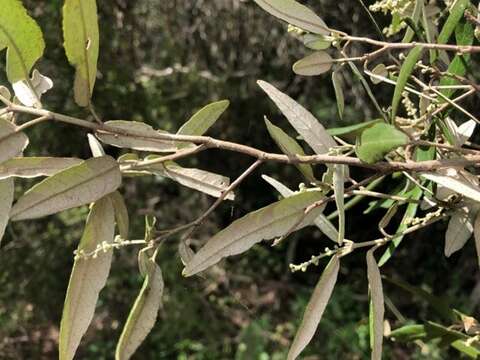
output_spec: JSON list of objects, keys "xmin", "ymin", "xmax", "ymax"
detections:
[{"xmin": 0, "ymin": 0, "xmax": 478, "ymax": 359}]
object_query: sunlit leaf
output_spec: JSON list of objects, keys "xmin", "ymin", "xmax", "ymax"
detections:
[
  {"xmin": 258, "ymin": 80, "xmax": 336, "ymax": 155},
  {"xmin": 12, "ymin": 69, "xmax": 53, "ymax": 107},
  {"xmin": 0, "ymin": 157, "xmax": 82, "ymax": 179},
  {"xmin": 177, "ymin": 100, "xmax": 229, "ymax": 138},
  {"xmin": 0, "ymin": 118, "xmax": 29, "ymax": 165},
  {"xmin": 59, "ymin": 196, "xmax": 115, "ymax": 360},
  {"xmin": 0, "ymin": 0, "xmax": 45, "ymax": 83},
  {"xmin": 367, "ymin": 249, "xmax": 384, "ymax": 360},
  {"xmin": 116, "ymin": 252, "xmax": 164, "ymax": 360},
  {"xmin": 287, "ymin": 256, "xmax": 340, "ymax": 360},
  {"xmin": 62, "ymin": 0, "xmax": 99, "ymax": 106},
  {"xmin": 356, "ymin": 123, "xmax": 408, "ymax": 164},
  {"xmin": 265, "ymin": 118, "xmax": 315, "ymax": 182},
  {"xmin": 292, "ymin": 51, "xmax": 333, "ymax": 76},
  {"xmin": 253, "ymin": 0, "xmax": 330, "ymax": 35},
  {"xmin": 445, "ymin": 205, "xmax": 475, "ymax": 257},
  {"xmin": 421, "ymin": 170, "xmax": 480, "ymax": 203},
  {"xmin": 332, "ymin": 70, "xmax": 344, "ymax": 119},
  {"xmin": 96, "ymin": 121, "xmax": 176, "ymax": 153},
  {"xmin": 11, "ymin": 156, "xmax": 121, "ymax": 221},
  {"xmin": 0, "ymin": 178, "xmax": 13, "ymax": 244},
  {"xmin": 327, "ymin": 119, "xmax": 381, "ymax": 138},
  {"xmin": 87, "ymin": 133, "xmax": 105, "ymax": 157},
  {"xmin": 110, "ymin": 191, "xmax": 129, "ymax": 240},
  {"xmin": 183, "ymin": 191, "xmax": 325, "ymax": 276}
]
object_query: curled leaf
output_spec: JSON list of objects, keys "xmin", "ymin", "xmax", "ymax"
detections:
[{"xmin": 12, "ymin": 69, "xmax": 53, "ymax": 107}]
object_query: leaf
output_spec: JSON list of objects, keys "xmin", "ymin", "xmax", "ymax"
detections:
[
  {"xmin": 333, "ymin": 164, "xmax": 345, "ymax": 244},
  {"xmin": 388, "ymin": 324, "xmax": 427, "ymax": 341},
  {"xmin": 110, "ymin": 191, "xmax": 129, "ymax": 240},
  {"xmin": 421, "ymin": 170, "xmax": 480, "ymax": 203},
  {"xmin": 0, "ymin": 157, "xmax": 82, "ymax": 179},
  {"xmin": 474, "ymin": 213, "xmax": 480, "ymax": 269},
  {"xmin": 369, "ymin": 64, "xmax": 388, "ymax": 85},
  {"xmin": 327, "ymin": 119, "xmax": 381, "ymax": 137},
  {"xmin": 177, "ymin": 100, "xmax": 229, "ymax": 137},
  {"xmin": 149, "ymin": 160, "xmax": 234, "ymax": 200},
  {"xmin": 10, "ymin": 156, "xmax": 121, "ymax": 221},
  {"xmin": 62, "ymin": 0, "xmax": 100, "ymax": 107},
  {"xmin": 437, "ymin": 0, "xmax": 470, "ymax": 46},
  {"xmin": 262, "ymin": 174, "xmax": 295, "ymax": 198},
  {"xmin": 391, "ymin": 45, "xmax": 423, "ymax": 120},
  {"xmin": 253, "ymin": 0, "xmax": 330, "ymax": 35},
  {"xmin": 0, "ymin": 0, "xmax": 45, "ymax": 83},
  {"xmin": 356, "ymin": 123, "xmax": 409, "ymax": 164},
  {"xmin": 457, "ymin": 120, "xmax": 476, "ymax": 145},
  {"xmin": 115, "ymin": 253, "xmax": 164, "ymax": 360},
  {"xmin": 287, "ymin": 256, "xmax": 340, "ymax": 360},
  {"xmin": 183, "ymin": 191, "xmax": 325, "ymax": 276},
  {"xmin": 0, "ymin": 178, "xmax": 14, "ymax": 244},
  {"xmin": 96, "ymin": 120, "xmax": 177, "ymax": 153},
  {"xmin": 292, "ymin": 51, "xmax": 333, "ymax": 76},
  {"xmin": 0, "ymin": 118, "xmax": 29, "ymax": 165},
  {"xmin": 258, "ymin": 80, "xmax": 336, "ymax": 155},
  {"xmin": 402, "ymin": 0, "xmax": 423, "ymax": 43},
  {"xmin": 264, "ymin": 118, "xmax": 315, "ymax": 182},
  {"xmin": 331, "ymin": 70, "xmax": 344, "ymax": 119},
  {"xmin": 445, "ymin": 206, "xmax": 475, "ymax": 257},
  {"xmin": 87, "ymin": 133, "xmax": 105, "ymax": 157},
  {"xmin": 12, "ymin": 69, "xmax": 53, "ymax": 107},
  {"xmin": 366, "ymin": 249, "xmax": 384, "ymax": 360},
  {"xmin": 303, "ymin": 34, "xmax": 331, "ymax": 50},
  {"xmin": 59, "ymin": 196, "xmax": 115, "ymax": 360}
]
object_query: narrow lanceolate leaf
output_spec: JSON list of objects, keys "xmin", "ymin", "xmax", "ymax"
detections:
[
  {"xmin": 0, "ymin": 0, "xmax": 45, "ymax": 83},
  {"xmin": 332, "ymin": 71, "xmax": 344, "ymax": 119},
  {"xmin": 87, "ymin": 133, "xmax": 105, "ymax": 157},
  {"xmin": 116, "ymin": 253, "xmax": 164, "ymax": 360},
  {"xmin": 0, "ymin": 178, "xmax": 14, "ymax": 244},
  {"xmin": 177, "ymin": 100, "xmax": 229, "ymax": 137},
  {"xmin": 292, "ymin": 51, "xmax": 333, "ymax": 76},
  {"xmin": 96, "ymin": 121, "xmax": 176, "ymax": 153},
  {"xmin": 421, "ymin": 171, "xmax": 480, "ymax": 203},
  {"xmin": 367, "ymin": 249, "xmax": 385, "ymax": 360},
  {"xmin": 0, "ymin": 119, "xmax": 29, "ymax": 165},
  {"xmin": 11, "ymin": 156, "xmax": 121, "ymax": 221},
  {"xmin": 110, "ymin": 191, "xmax": 129, "ymax": 240},
  {"xmin": 287, "ymin": 256, "xmax": 340, "ymax": 360},
  {"xmin": 437, "ymin": 0, "xmax": 470, "ymax": 45},
  {"xmin": 253, "ymin": 0, "xmax": 330, "ymax": 35},
  {"xmin": 183, "ymin": 191, "xmax": 325, "ymax": 276},
  {"xmin": 445, "ymin": 206, "xmax": 475, "ymax": 257},
  {"xmin": 356, "ymin": 123, "xmax": 409, "ymax": 164},
  {"xmin": 62, "ymin": 0, "xmax": 99, "ymax": 106},
  {"xmin": 0, "ymin": 157, "xmax": 82, "ymax": 179},
  {"xmin": 258, "ymin": 80, "xmax": 336, "ymax": 155},
  {"xmin": 327, "ymin": 119, "xmax": 382, "ymax": 138},
  {"xmin": 333, "ymin": 164, "xmax": 345, "ymax": 245},
  {"xmin": 474, "ymin": 213, "xmax": 480, "ymax": 269},
  {"xmin": 391, "ymin": 46, "xmax": 423, "ymax": 120},
  {"xmin": 59, "ymin": 197, "xmax": 115, "ymax": 360},
  {"xmin": 265, "ymin": 118, "xmax": 315, "ymax": 182}
]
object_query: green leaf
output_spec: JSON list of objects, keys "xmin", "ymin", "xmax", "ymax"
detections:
[
  {"xmin": 437, "ymin": 0, "xmax": 470, "ymax": 46},
  {"xmin": 0, "ymin": 0, "xmax": 45, "ymax": 82},
  {"xmin": 388, "ymin": 324, "xmax": 428, "ymax": 341},
  {"xmin": 177, "ymin": 100, "xmax": 229, "ymax": 138},
  {"xmin": 292, "ymin": 51, "xmax": 333, "ymax": 76},
  {"xmin": 258, "ymin": 80, "xmax": 336, "ymax": 155},
  {"xmin": 62, "ymin": 0, "xmax": 100, "ymax": 106},
  {"xmin": 183, "ymin": 191, "xmax": 325, "ymax": 276},
  {"xmin": 327, "ymin": 119, "xmax": 381, "ymax": 138},
  {"xmin": 96, "ymin": 121, "xmax": 177, "ymax": 153},
  {"xmin": 303, "ymin": 34, "xmax": 331, "ymax": 50},
  {"xmin": 253, "ymin": 0, "xmax": 330, "ymax": 35},
  {"xmin": 391, "ymin": 45, "xmax": 423, "ymax": 119},
  {"xmin": 0, "ymin": 178, "xmax": 13, "ymax": 244},
  {"xmin": 355, "ymin": 123, "xmax": 408, "ymax": 164},
  {"xmin": 0, "ymin": 118, "xmax": 29, "ymax": 164},
  {"xmin": 366, "ymin": 249, "xmax": 384, "ymax": 360},
  {"xmin": 59, "ymin": 196, "xmax": 115, "ymax": 360},
  {"xmin": 287, "ymin": 256, "xmax": 340, "ymax": 360},
  {"xmin": 331, "ymin": 70, "xmax": 344, "ymax": 119},
  {"xmin": 116, "ymin": 252, "xmax": 164, "ymax": 360},
  {"xmin": 264, "ymin": 118, "xmax": 315, "ymax": 182},
  {"xmin": 402, "ymin": 0, "xmax": 423, "ymax": 43},
  {"xmin": 0, "ymin": 157, "xmax": 82, "ymax": 179},
  {"xmin": 10, "ymin": 156, "xmax": 121, "ymax": 221},
  {"xmin": 110, "ymin": 191, "xmax": 129, "ymax": 240}
]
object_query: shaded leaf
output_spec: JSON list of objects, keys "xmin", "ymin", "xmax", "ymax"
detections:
[
  {"xmin": 367, "ymin": 249, "xmax": 384, "ymax": 360},
  {"xmin": 115, "ymin": 252, "xmax": 164, "ymax": 360},
  {"xmin": 303, "ymin": 34, "xmax": 331, "ymax": 50},
  {"xmin": 0, "ymin": 0, "xmax": 45, "ymax": 82},
  {"xmin": 253, "ymin": 0, "xmax": 330, "ymax": 35},
  {"xmin": 437, "ymin": 0, "xmax": 470, "ymax": 45},
  {"xmin": 0, "ymin": 119, "xmax": 29, "ymax": 165},
  {"xmin": 333, "ymin": 164, "xmax": 345, "ymax": 244},
  {"xmin": 287, "ymin": 256, "xmax": 340, "ymax": 360},
  {"xmin": 11, "ymin": 156, "xmax": 121, "ymax": 221},
  {"xmin": 265, "ymin": 118, "xmax": 315, "ymax": 182},
  {"xmin": 292, "ymin": 51, "xmax": 333, "ymax": 76},
  {"xmin": 12, "ymin": 69, "xmax": 53, "ymax": 107},
  {"xmin": 445, "ymin": 206, "xmax": 475, "ymax": 257},
  {"xmin": 0, "ymin": 178, "xmax": 14, "ymax": 244},
  {"xmin": 332, "ymin": 70, "xmax": 344, "ymax": 119},
  {"xmin": 177, "ymin": 100, "xmax": 229, "ymax": 137},
  {"xmin": 110, "ymin": 191, "xmax": 129, "ymax": 240},
  {"xmin": 59, "ymin": 196, "xmax": 115, "ymax": 360},
  {"xmin": 475, "ymin": 212, "xmax": 480, "ymax": 270},
  {"xmin": 0, "ymin": 157, "xmax": 82, "ymax": 179},
  {"xmin": 258, "ymin": 80, "xmax": 336, "ymax": 155},
  {"xmin": 356, "ymin": 123, "xmax": 408, "ymax": 164},
  {"xmin": 62, "ymin": 0, "xmax": 99, "ymax": 106},
  {"xmin": 183, "ymin": 191, "xmax": 325, "ymax": 276},
  {"xmin": 96, "ymin": 120, "xmax": 176, "ymax": 153},
  {"xmin": 369, "ymin": 64, "xmax": 388, "ymax": 85}
]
